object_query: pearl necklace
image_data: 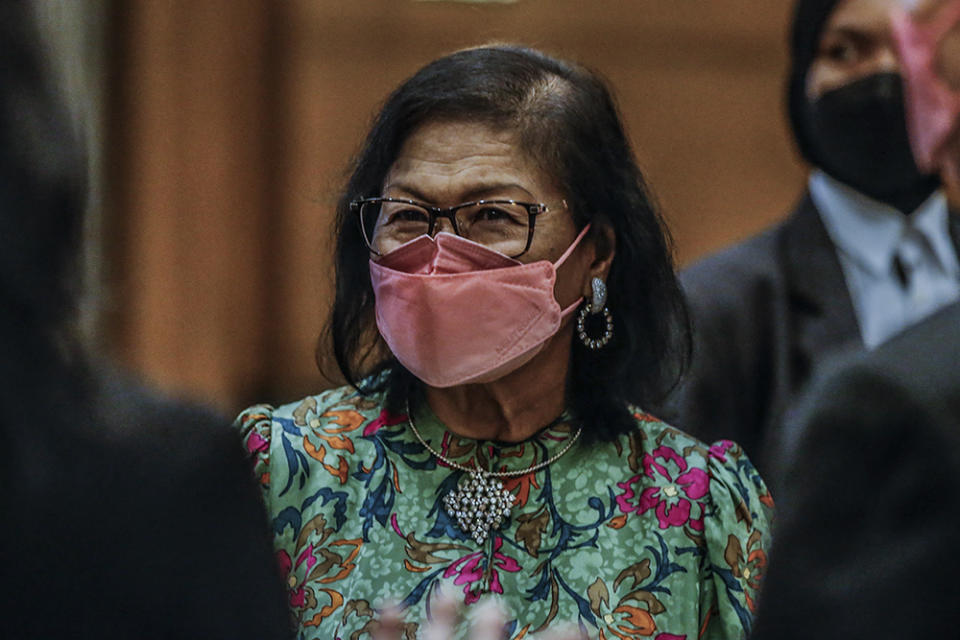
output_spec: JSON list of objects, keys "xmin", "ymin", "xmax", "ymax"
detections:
[{"xmin": 405, "ymin": 399, "xmax": 582, "ymax": 544}]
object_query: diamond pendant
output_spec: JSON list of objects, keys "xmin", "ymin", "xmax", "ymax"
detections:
[{"xmin": 442, "ymin": 472, "xmax": 515, "ymax": 544}]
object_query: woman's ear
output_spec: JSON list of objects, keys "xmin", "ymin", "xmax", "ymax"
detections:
[{"xmin": 582, "ymin": 222, "xmax": 616, "ymax": 297}]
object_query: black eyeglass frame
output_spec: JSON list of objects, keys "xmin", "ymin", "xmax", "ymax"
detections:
[{"xmin": 350, "ymin": 197, "xmax": 551, "ymax": 258}]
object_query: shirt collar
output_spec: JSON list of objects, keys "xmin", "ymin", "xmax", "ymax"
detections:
[
  {"xmin": 809, "ymin": 170, "xmax": 953, "ymax": 276},
  {"xmin": 914, "ymin": 198, "xmax": 960, "ymax": 278}
]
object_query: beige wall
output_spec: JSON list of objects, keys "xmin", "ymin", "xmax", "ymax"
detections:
[{"xmin": 105, "ymin": 1, "xmax": 807, "ymax": 412}]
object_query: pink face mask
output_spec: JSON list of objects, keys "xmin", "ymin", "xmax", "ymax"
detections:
[
  {"xmin": 368, "ymin": 226, "xmax": 591, "ymax": 388},
  {"xmin": 892, "ymin": 1, "xmax": 960, "ymax": 172}
]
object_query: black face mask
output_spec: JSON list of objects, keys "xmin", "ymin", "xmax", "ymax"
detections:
[{"xmin": 804, "ymin": 72, "xmax": 940, "ymax": 214}]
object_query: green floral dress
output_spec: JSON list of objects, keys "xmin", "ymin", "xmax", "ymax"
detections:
[{"xmin": 235, "ymin": 381, "xmax": 773, "ymax": 640}]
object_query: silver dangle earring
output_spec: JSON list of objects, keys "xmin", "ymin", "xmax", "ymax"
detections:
[{"xmin": 577, "ymin": 276, "xmax": 613, "ymax": 350}]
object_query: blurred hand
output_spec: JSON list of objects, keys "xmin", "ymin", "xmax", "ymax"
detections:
[
  {"xmin": 901, "ymin": 0, "xmax": 949, "ymax": 20},
  {"xmin": 372, "ymin": 590, "xmax": 589, "ymax": 640}
]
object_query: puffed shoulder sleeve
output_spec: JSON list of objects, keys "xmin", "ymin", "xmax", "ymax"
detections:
[
  {"xmin": 699, "ymin": 440, "xmax": 774, "ymax": 639},
  {"xmin": 233, "ymin": 404, "xmax": 276, "ymax": 494}
]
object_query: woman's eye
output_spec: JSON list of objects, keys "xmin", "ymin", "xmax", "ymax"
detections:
[
  {"xmin": 386, "ymin": 208, "xmax": 428, "ymax": 224},
  {"xmin": 477, "ymin": 207, "xmax": 511, "ymax": 221},
  {"xmin": 473, "ymin": 206, "xmax": 527, "ymax": 225}
]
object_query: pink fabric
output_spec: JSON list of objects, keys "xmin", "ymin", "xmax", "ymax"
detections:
[
  {"xmin": 369, "ymin": 227, "xmax": 589, "ymax": 387},
  {"xmin": 245, "ymin": 431, "xmax": 268, "ymax": 454},
  {"xmin": 892, "ymin": 1, "xmax": 960, "ymax": 171}
]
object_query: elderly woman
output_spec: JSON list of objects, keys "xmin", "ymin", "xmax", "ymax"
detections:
[{"xmin": 236, "ymin": 45, "xmax": 772, "ymax": 639}]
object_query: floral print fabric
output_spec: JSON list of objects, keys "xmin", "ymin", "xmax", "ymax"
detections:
[{"xmin": 235, "ymin": 382, "xmax": 773, "ymax": 640}]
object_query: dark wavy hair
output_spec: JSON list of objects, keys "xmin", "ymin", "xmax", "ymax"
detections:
[{"xmin": 321, "ymin": 45, "xmax": 690, "ymax": 442}]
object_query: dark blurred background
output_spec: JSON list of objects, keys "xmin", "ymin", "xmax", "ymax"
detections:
[{"xmin": 40, "ymin": 0, "xmax": 804, "ymax": 413}]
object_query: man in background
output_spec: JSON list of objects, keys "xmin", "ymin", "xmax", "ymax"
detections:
[
  {"xmin": 661, "ymin": 0, "xmax": 960, "ymax": 475},
  {"xmin": 751, "ymin": 2, "xmax": 960, "ymax": 637},
  {"xmin": 0, "ymin": 3, "xmax": 290, "ymax": 638}
]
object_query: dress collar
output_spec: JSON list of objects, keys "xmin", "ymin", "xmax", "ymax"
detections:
[{"xmin": 406, "ymin": 396, "xmax": 580, "ymax": 475}]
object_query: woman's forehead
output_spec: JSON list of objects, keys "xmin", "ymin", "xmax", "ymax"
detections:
[
  {"xmin": 382, "ymin": 120, "xmax": 553, "ymax": 201},
  {"xmin": 392, "ymin": 120, "xmax": 521, "ymax": 168}
]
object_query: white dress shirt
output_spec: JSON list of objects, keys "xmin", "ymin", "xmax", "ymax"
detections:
[{"xmin": 809, "ymin": 170, "xmax": 960, "ymax": 349}]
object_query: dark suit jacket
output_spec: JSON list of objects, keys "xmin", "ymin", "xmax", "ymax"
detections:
[
  {"xmin": 661, "ymin": 191, "xmax": 960, "ymax": 475},
  {"xmin": 659, "ymin": 193, "xmax": 861, "ymax": 475},
  {"xmin": 1, "ymin": 334, "xmax": 293, "ymax": 640},
  {"xmin": 751, "ymin": 300, "xmax": 960, "ymax": 639},
  {"xmin": 1, "ymin": 4, "xmax": 291, "ymax": 636}
]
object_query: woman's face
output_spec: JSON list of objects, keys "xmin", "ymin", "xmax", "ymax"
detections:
[
  {"xmin": 807, "ymin": 0, "xmax": 902, "ymax": 99},
  {"xmin": 381, "ymin": 119, "xmax": 595, "ymax": 307}
]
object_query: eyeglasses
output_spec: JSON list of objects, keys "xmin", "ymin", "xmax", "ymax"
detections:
[{"xmin": 350, "ymin": 197, "xmax": 553, "ymax": 258}]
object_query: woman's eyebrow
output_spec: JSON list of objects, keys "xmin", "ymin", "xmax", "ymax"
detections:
[
  {"xmin": 383, "ymin": 182, "xmax": 537, "ymax": 203},
  {"xmin": 463, "ymin": 183, "xmax": 537, "ymax": 201}
]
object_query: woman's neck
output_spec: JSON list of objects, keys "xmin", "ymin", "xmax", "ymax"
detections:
[{"xmin": 422, "ymin": 328, "xmax": 572, "ymax": 443}]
